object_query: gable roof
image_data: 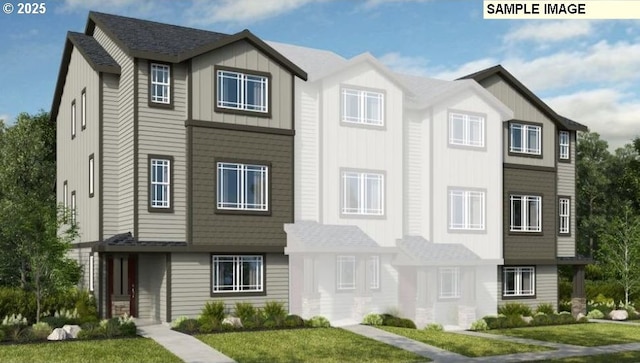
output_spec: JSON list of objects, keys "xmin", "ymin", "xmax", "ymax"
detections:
[
  {"xmin": 284, "ymin": 221, "xmax": 395, "ymax": 253},
  {"xmin": 397, "ymin": 236, "xmax": 480, "ymax": 265},
  {"xmin": 459, "ymin": 65, "xmax": 588, "ymax": 132}
]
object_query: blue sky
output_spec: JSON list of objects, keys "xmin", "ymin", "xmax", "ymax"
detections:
[{"xmin": 0, "ymin": 0, "xmax": 638, "ymax": 149}]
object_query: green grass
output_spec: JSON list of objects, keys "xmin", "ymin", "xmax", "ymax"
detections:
[
  {"xmin": 0, "ymin": 338, "xmax": 182, "ymax": 363},
  {"xmin": 380, "ymin": 326, "xmax": 551, "ymax": 357},
  {"xmin": 489, "ymin": 323, "xmax": 640, "ymax": 346},
  {"xmin": 537, "ymin": 351, "xmax": 640, "ymax": 362},
  {"xmin": 198, "ymin": 327, "xmax": 429, "ymax": 363}
]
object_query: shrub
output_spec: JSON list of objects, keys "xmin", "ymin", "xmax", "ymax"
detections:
[
  {"xmin": 535, "ymin": 303, "xmax": 555, "ymax": 315},
  {"xmin": 498, "ymin": 303, "xmax": 532, "ymax": 317},
  {"xmin": 171, "ymin": 316, "xmax": 189, "ymax": 329},
  {"xmin": 100, "ymin": 318, "xmax": 122, "ymax": 338},
  {"xmin": 200, "ymin": 301, "xmax": 225, "ymax": 325},
  {"xmin": 362, "ymin": 313, "xmax": 383, "ymax": 326},
  {"xmin": 2, "ymin": 313, "xmax": 28, "ymax": 326},
  {"xmin": 505, "ymin": 314, "xmax": 527, "ymax": 328},
  {"xmin": 41, "ymin": 316, "xmax": 74, "ymax": 329},
  {"xmin": 0, "ymin": 288, "xmax": 36, "ymax": 323},
  {"xmin": 556, "ymin": 311, "xmax": 575, "ymax": 324},
  {"xmin": 483, "ymin": 315, "xmax": 508, "ymax": 329},
  {"xmin": 308, "ymin": 316, "xmax": 330, "ymax": 328},
  {"xmin": 71, "ymin": 289, "xmax": 99, "ymax": 324},
  {"xmin": 284, "ymin": 314, "xmax": 305, "ymax": 328},
  {"xmin": 31, "ymin": 321, "xmax": 52, "ymax": 340},
  {"xmin": 263, "ymin": 301, "xmax": 287, "ymax": 327},
  {"xmin": 174, "ymin": 318, "xmax": 201, "ymax": 334},
  {"xmin": 532, "ymin": 313, "xmax": 551, "ymax": 326},
  {"xmin": 469, "ymin": 319, "xmax": 488, "ymax": 331},
  {"xmin": 382, "ymin": 315, "xmax": 416, "ymax": 329},
  {"xmin": 424, "ymin": 323, "xmax": 443, "ymax": 331},
  {"xmin": 235, "ymin": 302, "xmax": 257, "ymax": 325},
  {"xmin": 558, "ymin": 300, "xmax": 572, "ymax": 313},
  {"xmin": 242, "ymin": 310, "xmax": 264, "ymax": 329},
  {"xmin": 587, "ymin": 309, "xmax": 605, "ymax": 319},
  {"xmin": 78, "ymin": 322, "xmax": 104, "ymax": 340},
  {"xmin": 118, "ymin": 321, "xmax": 137, "ymax": 337}
]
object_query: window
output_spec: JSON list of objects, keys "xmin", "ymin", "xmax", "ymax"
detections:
[
  {"xmin": 63, "ymin": 180, "xmax": 68, "ymax": 223},
  {"xmin": 71, "ymin": 100, "xmax": 76, "ymax": 139},
  {"xmin": 342, "ymin": 171, "xmax": 384, "ymax": 216},
  {"xmin": 439, "ymin": 267, "xmax": 461, "ymax": 299},
  {"xmin": 70, "ymin": 191, "xmax": 76, "ymax": 226},
  {"xmin": 510, "ymin": 123, "xmax": 541, "ymax": 155},
  {"xmin": 559, "ymin": 197, "xmax": 570, "ymax": 234},
  {"xmin": 510, "ymin": 195, "xmax": 542, "ymax": 232},
  {"xmin": 449, "ymin": 113, "xmax": 484, "ymax": 147},
  {"xmin": 88, "ymin": 154, "xmax": 94, "ymax": 198},
  {"xmin": 503, "ymin": 267, "xmax": 535, "ymax": 296},
  {"xmin": 559, "ymin": 131, "xmax": 570, "ymax": 160},
  {"xmin": 89, "ymin": 253, "xmax": 94, "ymax": 292},
  {"xmin": 342, "ymin": 88, "xmax": 384, "ymax": 126},
  {"xmin": 150, "ymin": 63, "xmax": 170, "ymax": 104},
  {"xmin": 337, "ymin": 256, "xmax": 356, "ymax": 290},
  {"xmin": 81, "ymin": 89, "xmax": 86, "ymax": 130},
  {"xmin": 368, "ymin": 256, "xmax": 380, "ymax": 290},
  {"xmin": 217, "ymin": 162, "xmax": 269, "ymax": 211},
  {"xmin": 449, "ymin": 189, "xmax": 485, "ymax": 230},
  {"xmin": 217, "ymin": 69, "xmax": 268, "ymax": 113},
  {"xmin": 150, "ymin": 157, "xmax": 171, "ymax": 209},
  {"xmin": 212, "ymin": 255, "xmax": 263, "ymax": 293}
]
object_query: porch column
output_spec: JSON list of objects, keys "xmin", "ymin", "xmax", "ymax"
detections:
[{"xmin": 571, "ymin": 265, "xmax": 587, "ymax": 317}]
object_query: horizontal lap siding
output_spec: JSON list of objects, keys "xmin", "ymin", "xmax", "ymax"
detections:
[
  {"xmin": 102, "ymin": 74, "xmax": 120, "ymax": 237},
  {"xmin": 137, "ymin": 254, "xmax": 166, "ymax": 322},
  {"xmin": 296, "ymin": 85, "xmax": 320, "ymax": 221},
  {"xmin": 405, "ymin": 116, "xmax": 424, "ymax": 236},
  {"xmin": 557, "ymin": 133, "xmax": 576, "ymax": 257},
  {"xmin": 499, "ymin": 265, "xmax": 558, "ymax": 310}
]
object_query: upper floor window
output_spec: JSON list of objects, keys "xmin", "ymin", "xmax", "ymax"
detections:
[
  {"xmin": 503, "ymin": 266, "xmax": 535, "ymax": 297},
  {"xmin": 81, "ymin": 89, "xmax": 86, "ymax": 130},
  {"xmin": 449, "ymin": 113, "xmax": 484, "ymax": 147},
  {"xmin": 217, "ymin": 162, "xmax": 269, "ymax": 211},
  {"xmin": 71, "ymin": 100, "xmax": 76, "ymax": 139},
  {"xmin": 510, "ymin": 195, "xmax": 542, "ymax": 232},
  {"xmin": 342, "ymin": 88, "xmax": 384, "ymax": 126},
  {"xmin": 151, "ymin": 63, "xmax": 171, "ymax": 104},
  {"xmin": 510, "ymin": 123, "xmax": 541, "ymax": 155},
  {"xmin": 449, "ymin": 189, "xmax": 485, "ymax": 230},
  {"xmin": 63, "ymin": 180, "xmax": 68, "ymax": 223},
  {"xmin": 150, "ymin": 157, "xmax": 171, "ymax": 210},
  {"xmin": 559, "ymin": 197, "xmax": 570, "ymax": 234},
  {"xmin": 70, "ymin": 191, "xmax": 77, "ymax": 226},
  {"xmin": 559, "ymin": 131, "xmax": 570, "ymax": 160},
  {"xmin": 439, "ymin": 267, "xmax": 461, "ymax": 299},
  {"xmin": 212, "ymin": 255, "xmax": 263, "ymax": 293},
  {"xmin": 337, "ymin": 255, "xmax": 356, "ymax": 290},
  {"xmin": 88, "ymin": 154, "xmax": 95, "ymax": 198},
  {"xmin": 217, "ymin": 70, "xmax": 268, "ymax": 113},
  {"xmin": 342, "ymin": 171, "xmax": 384, "ymax": 216}
]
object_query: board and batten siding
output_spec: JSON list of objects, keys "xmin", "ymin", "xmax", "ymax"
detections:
[
  {"xmin": 137, "ymin": 254, "xmax": 168, "ymax": 322},
  {"xmin": 498, "ymin": 265, "xmax": 558, "ymax": 311},
  {"xmin": 170, "ymin": 253, "xmax": 289, "ymax": 318},
  {"xmin": 136, "ymin": 60, "xmax": 187, "ymax": 241},
  {"xmin": 478, "ymin": 75, "xmax": 556, "ymax": 169},
  {"xmin": 404, "ymin": 111, "xmax": 425, "ymax": 236},
  {"xmin": 295, "ymin": 81, "xmax": 320, "ymax": 221},
  {"xmin": 191, "ymin": 40, "xmax": 293, "ymax": 130},
  {"xmin": 56, "ymin": 46, "xmax": 100, "ymax": 243},
  {"xmin": 93, "ymin": 26, "xmax": 135, "ymax": 235},
  {"xmin": 557, "ymin": 132, "xmax": 576, "ymax": 257},
  {"xmin": 101, "ymin": 74, "xmax": 120, "ymax": 238}
]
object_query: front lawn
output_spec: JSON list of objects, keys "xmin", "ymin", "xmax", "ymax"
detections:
[
  {"xmin": 538, "ymin": 351, "xmax": 640, "ymax": 362},
  {"xmin": 199, "ymin": 327, "xmax": 429, "ymax": 363},
  {"xmin": 0, "ymin": 338, "xmax": 182, "ymax": 363},
  {"xmin": 380, "ymin": 326, "xmax": 551, "ymax": 357},
  {"xmin": 489, "ymin": 322, "xmax": 640, "ymax": 346}
]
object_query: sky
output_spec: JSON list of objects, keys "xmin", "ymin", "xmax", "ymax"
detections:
[{"xmin": 0, "ymin": 0, "xmax": 638, "ymax": 150}]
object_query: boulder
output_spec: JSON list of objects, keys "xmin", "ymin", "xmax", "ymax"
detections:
[
  {"xmin": 222, "ymin": 316, "xmax": 243, "ymax": 328},
  {"xmin": 47, "ymin": 328, "xmax": 68, "ymax": 341},
  {"xmin": 522, "ymin": 316, "xmax": 533, "ymax": 324},
  {"xmin": 576, "ymin": 313, "xmax": 586, "ymax": 321},
  {"xmin": 609, "ymin": 309, "xmax": 629, "ymax": 321},
  {"xmin": 62, "ymin": 325, "xmax": 82, "ymax": 339}
]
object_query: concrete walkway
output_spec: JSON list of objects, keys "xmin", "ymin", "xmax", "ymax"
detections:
[{"xmin": 137, "ymin": 323, "xmax": 236, "ymax": 363}]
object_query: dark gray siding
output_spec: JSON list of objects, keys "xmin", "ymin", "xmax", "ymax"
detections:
[
  {"xmin": 191, "ymin": 126, "xmax": 293, "ymax": 247},
  {"xmin": 504, "ymin": 167, "xmax": 556, "ymax": 261}
]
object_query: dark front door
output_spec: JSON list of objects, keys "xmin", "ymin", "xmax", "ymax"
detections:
[{"xmin": 107, "ymin": 254, "xmax": 137, "ymax": 318}]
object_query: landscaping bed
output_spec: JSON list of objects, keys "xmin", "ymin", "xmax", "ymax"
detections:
[
  {"xmin": 537, "ymin": 351, "xmax": 640, "ymax": 363},
  {"xmin": 488, "ymin": 322, "xmax": 640, "ymax": 346}
]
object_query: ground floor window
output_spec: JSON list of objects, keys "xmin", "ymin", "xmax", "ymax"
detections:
[
  {"xmin": 212, "ymin": 255, "xmax": 264, "ymax": 293},
  {"xmin": 368, "ymin": 255, "xmax": 380, "ymax": 290},
  {"xmin": 503, "ymin": 266, "xmax": 535, "ymax": 297},
  {"xmin": 337, "ymin": 255, "xmax": 356, "ymax": 290},
  {"xmin": 89, "ymin": 253, "xmax": 95, "ymax": 292},
  {"xmin": 439, "ymin": 267, "xmax": 461, "ymax": 299}
]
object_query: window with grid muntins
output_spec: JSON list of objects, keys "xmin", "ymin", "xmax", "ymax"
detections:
[
  {"xmin": 151, "ymin": 63, "xmax": 170, "ymax": 104},
  {"xmin": 439, "ymin": 267, "xmax": 461, "ymax": 299},
  {"xmin": 368, "ymin": 256, "xmax": 380, "ymax": 289},
  {"xmin": 342, "ymin": 88, "xmax": 384, "ymax": 126},
  {"xmin": 449, "ymin": 113, "xmax": 484, "ymax": 147},
  {"xmin": 217, "ymin": 162, "xmax": 268, "ymax": 211},
  {"xmin": 510, "ymin": 123, "xmax": 541, "ymax": 155},
  {"xmin": 217, "ymin": 70, "xmax": 268, "ymax": 112},
  {"xmin": 559, "ymin": 131, "xmax": 570, "ymax": 159},
  {"xmin": 212, "ymin": 255, "xmax": 263, "ymax": 293},
  {"xmin": 342, "ymin": 172, "xmax": 384, "ymax": 215},
  {"xmin": 449, "ymin": 190, "xmax": 485, "ymax": 230},
  {"xmin": 150, "ymin": 159, "xmax": 170, "ymax": 208},
  {"xmin": 559, "ymin": 198, "xmax": 570, "ymax": 234},
  {"xmin": 510, "ymin": 195, "xmax": 542, "ymax": 232},
  {"xmin": 337, "ymin": 255, "xmax": 356, "ymax": 290},
  {"xmin": 503, "ymin": 267, "xmax": 535, "ymax": 296}
]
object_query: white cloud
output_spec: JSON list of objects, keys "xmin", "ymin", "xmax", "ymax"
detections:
[
  {"xmin": 378, "ymin": 52, "xmax": 430, "ymax": 77},
  {"xmin": 504, "ymin": 20, "xmax": 593, "ymax": 43},
  {"xmin": 546, "ymin": 89, "xmax": 640, "ymax": 151},
  {"xmin": 184, "ymin": 0, "xmax": 325, "ymax": 26},
  {"xmin": 361, "ymin": 0, "xmax": 428, "ymax": 10},
  {"xmin": 59, "ymin": 0, "xmax": 152, "ymax": 13},
  {"xmin": 0, "ymin": 114, "xmax": 10, "ymax": 123}
]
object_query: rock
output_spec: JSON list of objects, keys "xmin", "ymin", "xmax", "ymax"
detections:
[
  {"xmin": 609, "ymin": 309, "xmax": 629, "ymax": 321},
  {"xmin": 522, "ymin": 316, "xmax": 533, "ymax": 324},
  {"xmin": 47, "ymin": 328, "xmax": 68, "ymax": 341},
  {"xmin": 576, "ymin": 313, "xmax": 586, "ymax": 320},
  {"xmin": 222, "ymin": 316, "xmax": 243, "ymax": 328},
  {"xmin": 62, "ymin": 325, "xmax": 82, "ymax": 339}
]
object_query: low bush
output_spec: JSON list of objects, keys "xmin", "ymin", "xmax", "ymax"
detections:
[
  {"xmin": 469, "ymin": 318, "xmax": 488, "ymax": 331},
  {"xmin": 505, "ymin": 314, "xmax": 527, "ymax": 328},
  {"xmin": 381, "ymin": 315, "xmax": 416, "ymax": 329},
  {"xmin": 587, "ymin": 309, "xmax": 605, "ymax": 319},
  {"xmin": 556, "ymin": 311, "xmax": 575, "ymax": 324},
  {"xmin": 200, "ymin": 301, "xmax": 226, "ymax": 325},
  {"xmin": 235, "ymin": 302, "xmax": 257, "ymax": 325},
  {"xmin": 77, "ymin": 322, "xmax": 104, "ymax": 340},
  {"xmin": 263, "ymin": 301, "xmax": 287, "ymax": 327},
  {"xmin": 558, "ymin": 300, "xmax": 572, "ymax": 313},
  {"xmin": 308, "ymin": 316, "xmax": 330, "ymax": 328},
  {"xmin": 531, "ymin": 312, "xmax": 551, "ymax": 326},
  {"xmin": 498, "ymin": 303, "xmax": 532, "ymax": 317},
  {"xmin": 174, "ymin": 318, "xmax": 201, "ymax": 334},
  {"xmin": 535, "ymin": 303, "xmax": 555, "ymax": 315},
  {"xmin": 424, "ymin": 323, "xmax": 443, "ymax": 331},
  {"xmin": 483, "ymin": 315, "xmax": 508, "ymax": 329},
  {"xmin": 362, "ymin": 313, "xmax": 383, "ymax": 326},
  {"xmin": 284, "ymin": 314, "xmax": 305, "ymax": 328},
  {"xmin": 30, "ymin": 321, "xmax": 52, "ymax": 340}
]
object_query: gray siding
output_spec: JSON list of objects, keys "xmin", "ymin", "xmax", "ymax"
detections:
[
  {"xmin": 137, "ymin": 254, "xmax": 167, "ymax": 322},
  {"xmin": 557, "ymin": 132, "xmax": 576, "ymax": 257},
  {"xmin": 170, "ymin": 253, "xmax": 289, "ymax": 319},
  {"xmin": 504, "ymin": 167, "xmax": 556, "ymax": 261},
  {"xmin": 191, "ymin": 40, "xmax": 293, "ymax": 129},
  {"xmin": 102, "ymin": 74, "xmax": 120, "ymax": 238},
  {"xmin": 191, "ymin": 127, "xmax": 293, "ymax": 247},
  {"xmin": 137, "ymin": 60, "xmax": 187, "ymax": 241},
  {"xmin": 499, "ymin": 265, "xmax": 558, "ymax": 311}
]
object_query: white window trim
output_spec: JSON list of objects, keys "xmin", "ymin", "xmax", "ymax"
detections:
[
  {"xmin": 449, "ymin": 189, "xmax": 485, "ymax": 230},
  {"xmin": 510, "ymin": 123, "xmax": 541, "ymax": 155},
  {"xmin": 89, "ymin": 253, "xmax": 95, "ymax": 292},
  {"xmin": 63, "ymin": 181, "xmax": 68, "ymax": 210},
  {"xmin": 342, "ymin": 88, "xmax": 384, "ymax": 126},
  {"xmin": 81, "ymin": 90, "xmax": 86, "ymax": 130},
  {"xmin": 217, "ymin": 162, "xmax": 269, "ymax": 211},
  {"xmin": 89, "ymin": 155, "xmax": 94, "ymax": 198},
  {"xmin": 510, "ymin": 195, "xmax": 542, "ymax": 232},
  {"xmin": 503, "ymin": 267, "xmax": 535, "ymax": 296},
  {"xmin": 70, "ymin": 191, "xmax": 76, "ymax": 226},
  {"xmin": 559, "ymin": 197, "xmax": 570, "ymax": 234},
  {"xmin": 368, "ymin": 255, "xmax": 380, "ymax": 290},
  {"xmin": 151, "ymin": 63, "xmax": 171, "ymax": 104},
  {"xmin": 150, "ymin": 158, "xmax": 171, "ymax": 208},
  {"xmin": 342, "ymin": 171, "xmax": 384, "ymax": 216},
  {"xmin": 337, "ymin": 255, "xmax": 356, "ymax": 290},
  {"xmin": 71, "ymin": 101, "xmax": 76, "ymax": 138},
  {"xmin": 559, "ymin": 131, "xmax": 570, "ymax": 160},
  {"xmin": 217, "ymin": 70, "xmax": 269, "ymax": 113},
  {"xmin": 212, "ymin": 255, "xmax": 264, "ymax": 293},
  {"xmin": 449, "ymin": 113, "xmax": 485, "ymax": 147},
  {"xmin": 439, "ymin": 267, "xmax": 461, "ymax": 299}
]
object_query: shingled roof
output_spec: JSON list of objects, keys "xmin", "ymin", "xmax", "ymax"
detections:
[
  {"xmin": 67, "ymin": 31, "xmax": 120, "ymax": 74},
  {"xmin": 284, "ymin": 221, "xmax": 391, "ymax": 253},
  {"xmin": 459, "ymin": 65, "xmax": 588, "ymax": 132},
  {"xmin": 396, "ymin": 236, "xmax": 481, "ymax": 265}
]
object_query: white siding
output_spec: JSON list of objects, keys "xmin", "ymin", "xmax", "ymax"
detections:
[
  {"xmin": 404, "ymin": 111, "xmax": 425, "ymax": 236},
  {"xmin": 295, "ymin": 81, "xmax": 320, "ymax": 221}
]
